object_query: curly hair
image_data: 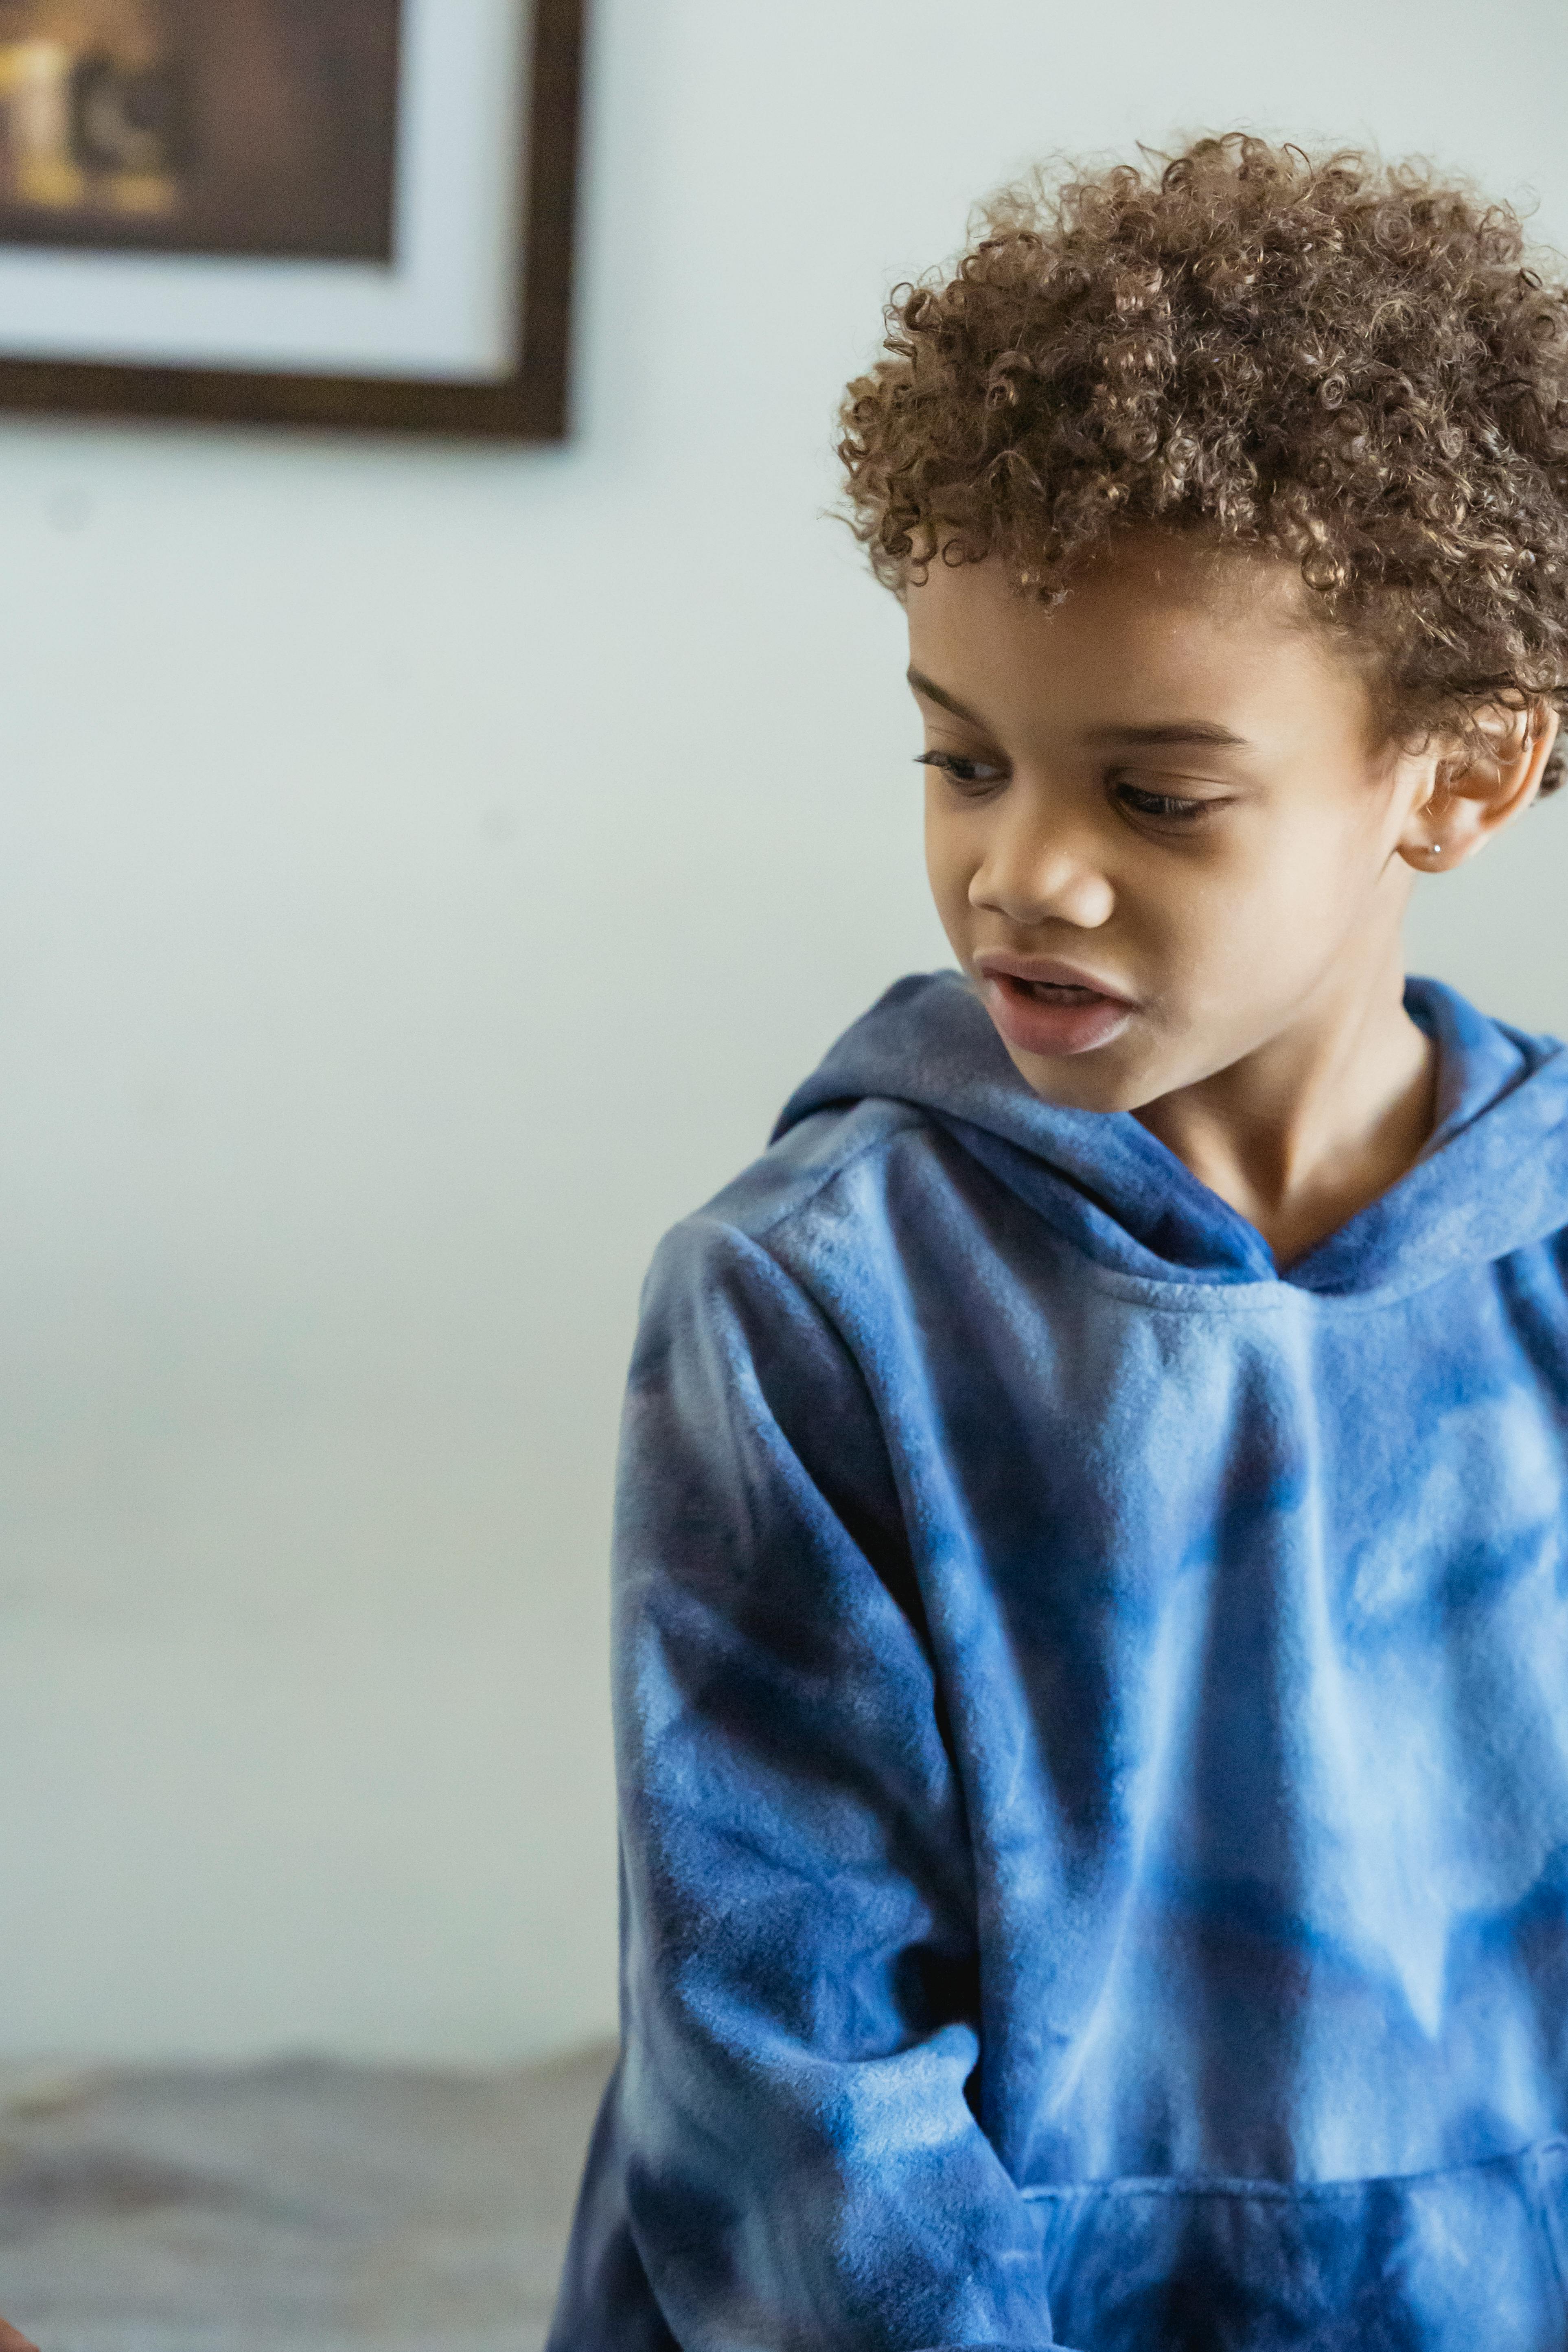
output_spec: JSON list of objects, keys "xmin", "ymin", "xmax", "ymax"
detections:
[{"xmin": 838, "ymin": 136, "xmax": 1568, "ymax": 792}]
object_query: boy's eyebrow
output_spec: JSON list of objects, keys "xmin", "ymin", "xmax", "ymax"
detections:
[
  {"xmin": 906, "ymin": 668, "xmax": 990, "ymax": 726},
  {"xmin": 1083, "ymin": 721, "xmax": 1250, "ymax": 748},
  {"xmin": 907, "ymin": 671, "xmax": 1249, "ymax": 750}
]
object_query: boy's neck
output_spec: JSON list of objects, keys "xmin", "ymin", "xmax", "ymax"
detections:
[{"xmin": 1132, "ymin": 946, "xmax": 1437, "ymax": 1270}]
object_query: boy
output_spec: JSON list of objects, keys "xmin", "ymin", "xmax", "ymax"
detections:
[{"xmin": 548, "ymin": 138, "xmax": 1568, "ymax": 2349}]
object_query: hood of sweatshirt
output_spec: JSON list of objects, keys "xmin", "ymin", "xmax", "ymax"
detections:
[{"xmin": 772, "ymin": 970, "xmax": 1568, "ymax": 1299}]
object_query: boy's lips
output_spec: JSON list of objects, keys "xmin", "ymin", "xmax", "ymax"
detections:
[{"xmin": 972, "ymin": 951, "xmax": 1139, "ymax": 1059}]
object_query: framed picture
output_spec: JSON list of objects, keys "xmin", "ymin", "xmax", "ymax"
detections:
[{"xmin": 0, "ymin": 0, "xmax": 585, "ymax": 438}]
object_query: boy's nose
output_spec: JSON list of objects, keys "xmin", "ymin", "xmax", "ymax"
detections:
[{"xmin": 969, "ymin": 815, "xmax": 1116, "ymax": 931}]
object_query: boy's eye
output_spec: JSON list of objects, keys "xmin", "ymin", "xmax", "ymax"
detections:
[
  {"xmin": 1112, "ymin": 780, "xmax": 1225, "ymax": 824},
  {"xmin": 915, "ymin": 751, "xmax": 1007, "ymax": 791}
]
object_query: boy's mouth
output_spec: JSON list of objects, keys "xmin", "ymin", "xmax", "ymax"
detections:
[
  {"xmin": 973, "ymin": 953, "xmax": 1138, "ymax": 1059},
  {"xmin": 1012, "ymin": 978, "xmax": 1103, "ymax": 1003}
]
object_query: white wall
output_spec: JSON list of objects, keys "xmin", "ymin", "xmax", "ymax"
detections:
[{"xmin": 1, "ymin": 0, "xmax": 1565, "ymax": 2062}]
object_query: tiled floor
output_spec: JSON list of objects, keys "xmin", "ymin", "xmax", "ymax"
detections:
[{"xmin": 0, "ymin": 2044, "xmax": 614, "ymax": 2351}]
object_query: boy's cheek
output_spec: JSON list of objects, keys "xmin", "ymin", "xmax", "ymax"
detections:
[{"xmin": 922, "ymin": 806, "xmax": 987, "ymax": 946}]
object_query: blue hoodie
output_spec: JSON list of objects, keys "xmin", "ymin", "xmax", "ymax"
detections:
[{"xmin": 547, "ymin": 971, "xmax": 1568, "ymax": 2352}]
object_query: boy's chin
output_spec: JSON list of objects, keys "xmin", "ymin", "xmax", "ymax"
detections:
[{"xmin": 999, "ymin": 1035, "xmax": 1169, "ymax": 1116}]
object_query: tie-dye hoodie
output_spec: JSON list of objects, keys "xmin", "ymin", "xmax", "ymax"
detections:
[{"xmin": 548, "ymin": 970, "xmax": 1568, "ymax": 2352}]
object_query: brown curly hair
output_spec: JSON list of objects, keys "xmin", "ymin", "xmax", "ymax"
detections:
[{"xmin": 838, "ymin": 136, "xmax": 1568, "ymax": 792}]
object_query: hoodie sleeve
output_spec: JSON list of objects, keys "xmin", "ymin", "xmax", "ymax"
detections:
[{"xmin": 548, "ymin": 1215, "xmax": 1072, "ymax": 2352}]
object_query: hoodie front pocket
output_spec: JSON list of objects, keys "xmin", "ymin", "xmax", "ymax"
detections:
[{"xmin": 1027, "ymin": 2137, "xmax": 1568, "ymax": 2352}]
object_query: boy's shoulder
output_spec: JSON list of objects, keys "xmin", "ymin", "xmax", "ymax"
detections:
[
  {"xmin": 639, "ymin": 972, "xmax": 997, "ymax": 1314},
  {"xmin": 698, "ymin": 1088, "xmax": 936, "ymax": 1251},
  {"xmin": 687, "ymin": 970, "xmax": 994, "ymax": 1249}
]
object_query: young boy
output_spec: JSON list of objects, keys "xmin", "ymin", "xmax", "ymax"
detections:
[{"xmin": 547, "ymin": 137, "xmax": 1568, "ymax": 2350}]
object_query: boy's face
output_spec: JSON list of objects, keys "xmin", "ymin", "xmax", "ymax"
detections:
[{"xmin": 908, "ymin": 535, "xmax": 1437, "ymax": 1114}]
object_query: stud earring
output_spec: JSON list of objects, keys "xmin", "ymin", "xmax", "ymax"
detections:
[{"xmin": 1426, "ymin": 843, "xmax": 1443, "ymax": 856}]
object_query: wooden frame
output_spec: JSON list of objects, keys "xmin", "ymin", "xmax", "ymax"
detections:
[{"xmin": 0, "ymin": 0, "xmax": 585, "ymax": 440}]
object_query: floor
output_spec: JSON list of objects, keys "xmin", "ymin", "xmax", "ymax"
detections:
[{"xmin": 0, "ymin": 2044, "xmax": 615, "ymax": 2351}]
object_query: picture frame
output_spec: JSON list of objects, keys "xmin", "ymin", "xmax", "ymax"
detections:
[{"xmin": 0, "ymin": 0, "xmax": 585, "ymax": 440}]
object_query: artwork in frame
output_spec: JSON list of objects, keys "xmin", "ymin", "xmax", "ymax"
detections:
[{"xmin": 0, "ymin": 0, "xmax": 584, "ymax": 437}]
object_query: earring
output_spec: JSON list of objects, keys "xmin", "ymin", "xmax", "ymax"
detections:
[{"xmin": 1426, "ymin": 844, "xmax": 1443, "ymax": 856}]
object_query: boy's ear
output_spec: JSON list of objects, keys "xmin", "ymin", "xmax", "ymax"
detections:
[{"xmin": 1399, "ymin": 702, "xmax": 1560, "ymax": 871}]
